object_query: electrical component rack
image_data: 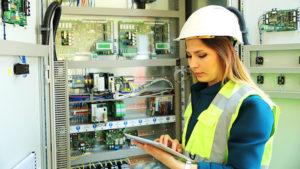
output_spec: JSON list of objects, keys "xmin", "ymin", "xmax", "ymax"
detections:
[
  {"xmin": 65, "ymin": 60, "xmax": 179, "ymax": 167},
  {"xmin": 51, "ymin": 2, "xmax": 186, "ymax": 168},
  {"xmin": 243, "ymin": 43, "xmax": 300, "ymax": 99}
]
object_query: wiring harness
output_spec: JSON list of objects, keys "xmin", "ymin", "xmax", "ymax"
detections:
[{"xmin": 41, "ymin": 1, "xmax": 62, "ymax": 61}]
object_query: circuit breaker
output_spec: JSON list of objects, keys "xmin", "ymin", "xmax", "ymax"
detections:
[{"xmin": 90, "ymin": 103, "xmax": 108, "ymax": 123}]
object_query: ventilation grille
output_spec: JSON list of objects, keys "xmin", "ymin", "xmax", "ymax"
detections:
[{"xmin": 54, "ymin": 61, "xmax": 70, "ymax": 169}]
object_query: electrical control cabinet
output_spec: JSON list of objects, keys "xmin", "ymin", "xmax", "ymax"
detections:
[{"xmin": 53, "ymin": 1, "xmax": 185, "ymax": 168}]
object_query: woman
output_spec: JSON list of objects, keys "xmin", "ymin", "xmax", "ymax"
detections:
[{"xmin": 134, "ymin": 5, "xmax": 279, "ymax": 169}]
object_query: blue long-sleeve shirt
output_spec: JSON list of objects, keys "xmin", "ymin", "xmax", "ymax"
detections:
[{"xmin": 185, "ymin": 82, "xmax": 274, "ymax": 169}]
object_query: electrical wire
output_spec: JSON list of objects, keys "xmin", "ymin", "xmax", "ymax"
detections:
[
  {"xmin": 41, "ymin": 1, "xmax": 62, "ymax": 61},
  {"xmin": 255, "ymin": 14, "xmax": 265, "ymax": 65},
  {"xmin": 70, "ymin": 152, "xmax": 93, "ymax": 161},
  {"xmin": 142, "ymin": 78, "xmax": 174, "ymax": 89},
  {"xmin": 131, "ymin": 0, "xmax": 134, "ymax": 9},
  {"xmin": 125, "ymin": 78, "xmax": 174, "ymax": 97},
  {"xmin": 174, "ymin": 67, "xmax": 190, "ymax": 83},
  {"xmin": 3, "ymin": 16, "xmax": 6, "ymax": 40},
  {"xmin": 257, "ymin": 14, "xmax": 264, "ymax": 45},
  {"xmin": 226, "ymin": 6, "xmax": 250, "ymax": 45}
]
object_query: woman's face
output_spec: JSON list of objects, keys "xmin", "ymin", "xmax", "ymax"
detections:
[{"xmin": 186, "ymin": 38, "xmax": 224, "ymax": 86}]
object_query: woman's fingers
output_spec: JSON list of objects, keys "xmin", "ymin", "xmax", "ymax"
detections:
[
  {"xmin": 159, "ymin": 135, "xmax": 165, "ymax": 144},
  {"xmin": 171, "ymin": 139, "xmax": 179, "ymax": 150},
  {"xmin": 163, "ymin": 135, "xmax": 172, "ymax": 147},
  {"xmin": 133, "ymin": 140, "xmax": 143, "ymax": 148},
  {"xmin": 135, "ymin": 137, "xmax": 183, "ymax": 154},
  {"xmin": 156, "ymin": 135, "xmax": 183, "ymax": 152},
  {"xmin": 159, "ymin": 134, "xmax": 172, "ymax": 147},
  {"xmin": 176, "ymin": 143, "xmax": 183, "ymax": 153}
]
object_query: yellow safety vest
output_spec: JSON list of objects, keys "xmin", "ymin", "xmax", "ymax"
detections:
[{"xmin": 182, "ymin": 80, "xmax": 279, "ymax": 169}]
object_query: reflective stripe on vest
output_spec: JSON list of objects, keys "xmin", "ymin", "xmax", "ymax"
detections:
[{"xmin": 182, "ymin": 80, "xmax": 279, "ymax": 169}]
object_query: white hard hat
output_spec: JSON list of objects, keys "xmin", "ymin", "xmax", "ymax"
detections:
[{"xmin": 174, "ymin": 5, "xmax": 243, "ymax": 44}]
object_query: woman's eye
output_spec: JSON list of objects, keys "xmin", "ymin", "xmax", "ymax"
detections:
[
  {"xmin": 198, "ymin": 54, "xmax": 207, "ymax": 58},
  {"xmin": 186, "ymin": 55, "xmax": 191, "ymax": 59}
]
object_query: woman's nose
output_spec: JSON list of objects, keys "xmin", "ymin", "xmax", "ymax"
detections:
[{"xmin": 188, "ymin": 56, "xmax": 199, "ymax": 68}]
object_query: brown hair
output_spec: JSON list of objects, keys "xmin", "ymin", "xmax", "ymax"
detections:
[{"xmin": 192, "ymin": 36, "xmax": 272, "ymax": 103}]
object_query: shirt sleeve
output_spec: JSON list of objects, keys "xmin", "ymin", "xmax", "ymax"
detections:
[{"xmin": 197, "ymin": 95, "xmax": 274, "ymax": 169}]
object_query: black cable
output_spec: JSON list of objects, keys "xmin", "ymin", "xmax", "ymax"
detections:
[
  {"xmin": 41, "ymin": 1, "xmax": 62, "ymax": 61},
  {"xmin": 226, "ymin": 6, "xmax": 250, "ymax": 45},
  {"xmin": 185, "ymin": 0, "xmax": 192, "ymax": 20}
]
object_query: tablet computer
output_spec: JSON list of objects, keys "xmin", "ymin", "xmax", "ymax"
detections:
[{"xmin": 124, "ymin": 133, "xmax": 194, "ymax": 162}]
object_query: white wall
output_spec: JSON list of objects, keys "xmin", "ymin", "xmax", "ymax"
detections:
[{"xmin": 0, "ymin": 1, "xmax": 44, "ymax": 169}]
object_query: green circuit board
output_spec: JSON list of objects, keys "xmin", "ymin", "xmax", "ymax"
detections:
[
  {"xmin": 56, "ymin": 19, "xmax": 112, "ymax": 59},
  {"xmin": 2, "ymin": 0, "xmax": 29, "ymax": 26},
  {"xmin": 70, "ymin": 132, "xmax": 97, "ymax": 152},
  {"xmin": 152, "ymin": 23, "xmax": 170, "ymax": 55},
  {"xmin": 118, "ymin": 22, "xmax": 140, "ymax": 58},
  {"xmin": 118, "ymin": 21, "xmax": 170, "ymax": 58},
  {"xmin": 264, "ymin": 9, "xmax": 298, "ymax": 32},
  {"xmin": 105, "ymin": 129, "xmax": 126, "ymax": 150}
]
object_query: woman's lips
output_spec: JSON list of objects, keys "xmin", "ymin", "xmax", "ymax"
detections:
[{"xmin": 195, "ymin": 72, "xmax": 204, "ymax": 76}]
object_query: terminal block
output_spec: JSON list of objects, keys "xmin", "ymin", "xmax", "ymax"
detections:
[
  {"xmin": 257, "ymin": 75, "xmax": 264, "ymax": 84},
  {"xmin": 256, "ymin": 56, "xmax": 264, "ymax": 65},
  {"xmin": 278, "ymin": 75, "xmax": 285, "ymax": 85}
]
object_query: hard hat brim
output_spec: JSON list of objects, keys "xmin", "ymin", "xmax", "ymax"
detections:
[{"xmin": 174, "ymin": 35, "xmax": 215, "ymax": 41}]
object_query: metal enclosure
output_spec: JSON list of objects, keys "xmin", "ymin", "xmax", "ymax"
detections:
[
  {"xmin": 48, "ymin": 0, "xmax": 187, "ymax": 168},
  {"xmin": 0, "ymin": 40, "xmax": 48, "ymax": 169}
]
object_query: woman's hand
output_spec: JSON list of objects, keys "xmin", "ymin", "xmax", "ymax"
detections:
[
  {"xmin": 133, "ymin": 140, "xmax": 185, "ymax": 169},
  {"xmin": 133, "ymin": 139, "xmax": 197, "ymax": 169},
  {"xmin": 154, "ymin": 134, "xmax": 183, "ymax": 153}
]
